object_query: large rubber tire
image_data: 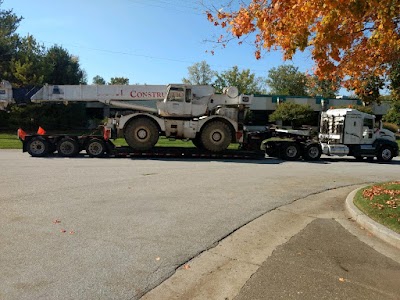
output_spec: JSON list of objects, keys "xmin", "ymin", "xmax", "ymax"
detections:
[
  {"xmin": 27, "ymin": 137, "xmax": 49, "ymax": 157},
  {"xmin": 124, "ymin": 118, "xmax": 159, "ymax": 151},
  {"xmin": 377, "ymin": 146, "xmax": 394, "ymax": 162},
  {"xmin": 191, "ymin": 135, "xmax": 204, "ymax": 150},
  {"xmin": 86, "ymin": 138, "xmax": 106, "ymax": 158},
  {"xmin": 57, "ymin": 137, "xmax": 80, "ymax": 157},
  {"xmin": 200, "ymin": 121, "xmax": 232, "ymax": 153},
  {"xmin": 280, "ymin": 142, "xmax": 301, "ymax": 161},
  {"xmin": 303, "ymin": 143, "xmax": 322, "ymax": 161}
]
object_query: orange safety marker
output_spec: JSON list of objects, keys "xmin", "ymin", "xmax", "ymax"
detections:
[
  {"xmin": 37, "ymin": 126, "xmax": 46, "ymax": 135},
  {"xmin": 17, "ymin": 128, "xmax": 27, "ymax": 141}
]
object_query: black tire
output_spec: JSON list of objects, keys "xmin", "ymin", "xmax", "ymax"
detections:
[
  {"xmin": 27, "ymin": 137, "xmax": 49, "ymax": 157},
  {"xmin": 191, "ymin": 135, "xmax": 204, "ymax": 150},
  {"xmin": 303, "ymin": 143, "xmax": 322, "ymax": 161},
  {"xmin": 280, "ymin": 142, "xmax": 301, "ymax": 160},
  {"xmin": 57, "ymin": 137, "xmax": 80, "ymax": 157},
  {"xmin": 377, "ymin": 146, "xmax": 394, "ymax": 162},
  {"xmin": 86, "ymin": 138, "xmax": 106, "ymax": 158},
  {"xmin": 200, "ymin": 121, "xmax": 232, "ymax": 152},
  {"xmin": 354, "ymin": 156, "xmax": 364, "ymax": 161},
  {"xmin": 124, "ymin": 118, "xmax": 159, "ymax": 151}
]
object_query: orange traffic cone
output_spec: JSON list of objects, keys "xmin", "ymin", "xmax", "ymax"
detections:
[
  {"xmin": 17, "ymin": 128, "xmax": 27, "ymax": 141},
  {"xmin": 37, "ymin": 126, "xmax": 46, "ymax": 135}
]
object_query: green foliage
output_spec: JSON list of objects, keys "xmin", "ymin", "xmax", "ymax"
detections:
[
  {"xmin": 352, "ymin": 75, "xmax": 384, "ymax": 105},
  {"xmin": 43, "ymin": 45, "xmax": 86, "ymax": 85},
  {"xmin": 109, "ymin": 77, "xmax": 129, "ymax": 85},
  {"xmin": 182, "ymin": 61, "xmax": 216, "ymax": 85},
  {"xmin": 214, "ymin": 65, "xmax": 265, "ymax": 94},
  {"xmin": 5, "ymin": 103, "xmax": 88, "ymax": 131},
  {"xmin": 382, "ymin": 122, "xmax": 399, "ymax": 133},
  {"xmin": 266, "ymin": 65, "xmax": 308, "ymax": 96},
  {"xmin": 269, "ymin": 102, "xmax": 314, "ymax": 127},
  {"xmin": 92, "ymin": 75, "xmax": 106, "ymax": 85},
  {"xmin": 389, "ymin": 61, "xmax": 400, "ymax": 101}
]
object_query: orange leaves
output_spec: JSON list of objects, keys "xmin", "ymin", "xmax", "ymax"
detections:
[{"xmin": 206, "ymin": 0, "xmax": 400, "ymax": 91}]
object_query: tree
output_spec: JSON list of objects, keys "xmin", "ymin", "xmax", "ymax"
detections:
[
  {"xmin": 182, "ymin": 61, "xmax": 216, "ymax": 85},
  {"xmin": 266, "ymin": 65, "xmax": 308, "ymax": 96},
  {"xmin": 384, "ymin": 61, "xmax": 400, "ymax": 125},
  {"xmin": 11, "ymin": 35, "xmax": 46, "ymax": 87},
  {"xmin": 352, "ymin": 75, "xmax": 384, "ymax": 105},
  {"xmin": 109, "ymin": 77, "xmax": 129, "ymax": 85},
  {"xmin": 306, "ymin": 75, "xmax": 340, "ymax": 99},
  {"xmin": 207, "ymin": 0, "xmax": 400, "ymax": 91},
  {"xmin": 269, "ymin": 102, "xmax": 314, "ymax": 128},
  {"xmin": 0, "ymin": 1, "xmax": 22, "ymax": 81},
  {"xmin": 214, "ymin": 65, "xmax": 265, "ymax": 94},
  {"xmin": 92, "ymin": 75, "xmax": 106, "ymax": 85},
  {"xmin": 43, "ymin": 45, "xmax": 86, "ymax": 84}
]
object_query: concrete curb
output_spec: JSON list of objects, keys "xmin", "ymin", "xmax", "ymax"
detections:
[{"xmin": 345, "ymin": 187, "xmax": 400, "ymax": 250}]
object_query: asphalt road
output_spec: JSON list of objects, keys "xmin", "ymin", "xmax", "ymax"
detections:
[{"xmin": 0, "ymin": 150, "xmax": 399, "ymax": 300}]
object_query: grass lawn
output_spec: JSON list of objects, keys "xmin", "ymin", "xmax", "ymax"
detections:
[
  {"xmin": 0, "ymin": 132, "xmax": 239, "ymax": 150},
  {"xmin": 354, "ymin": 182, "xmax": 400, "ymax": 234}
]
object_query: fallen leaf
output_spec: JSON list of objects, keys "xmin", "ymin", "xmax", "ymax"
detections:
[
  {"xmin": 339, "ymin": 277, "xmax": 345, "ymax": 282},
  {"xmin": 183, "ymin": 264, "xmax": 190, "ymax": 270},
  {"xmin": 53, "ymin": 219, "xmax": 61, "ymax": 224},
  {"xmin": 69, "ymin": 231, "xmax": 75, "ymax": 235},
  {"xmin": 156, "ymin": 257, "xmax": 161, "ymax": 261},
  {"xmin": 60, "ymin": 229, "xmax": 66, "ymax": 233}
]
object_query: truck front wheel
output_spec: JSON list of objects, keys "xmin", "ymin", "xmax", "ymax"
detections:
[
  {"xmin": 124, "ymin": 118, "xmax": 159, "ymax": 151},
  {"xmin": 200, "ymin": 121, "xmax": 232, "ymax": 152},
  {"xmin": 377, "ymin": 146, "xmax": 394, "ymax": 162}
]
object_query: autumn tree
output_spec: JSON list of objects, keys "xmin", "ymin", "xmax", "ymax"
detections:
[
  {"xmin": 306, "ymin": 75, "xmax": 340, "ymax": 99},
  {"xmin": 109, "ymin": 77, "xmax": 129, "ymax": 85},
  {"xmin": 214, "ymin": 65, "xmax": 265, "ymax": 94},
  {"xmin": 182, "ymin": 61, "xmax": 216, "ymax": 85},
  {"xmin": 266, "ymin": 65, "xmax": 308, "ymax": 96},
  {"xmin": 352, "ymin": 75, "xmax": 385, "ymax": 105},
  {"xmin": 92, "ymin": 75, "xmax": 106, "ymax": 85},
  {"xmin": 207, "ymin": 0, "xmax": 400, "ymax": 91}
]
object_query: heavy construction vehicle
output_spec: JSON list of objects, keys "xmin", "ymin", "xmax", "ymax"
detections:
[
  {"xmin": 20, "ymin": 83, "xmax": 253, "ymax": 157},
  {"xmin": 263, "ymin": 108, "xmax": 399, "ymax": 162}
]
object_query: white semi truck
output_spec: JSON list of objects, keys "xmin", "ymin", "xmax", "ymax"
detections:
[
  {"xmin": 20, "ymin": 83, "xmax": 253, "ymax": 157},
  {"xmin": 263, "ymin": 108, "xmax": 399, "ymax": 162}
]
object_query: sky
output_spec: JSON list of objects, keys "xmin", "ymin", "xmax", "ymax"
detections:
[{"xmin": 4, "ymin": 0, "xmax": 315, "ymax": 88}]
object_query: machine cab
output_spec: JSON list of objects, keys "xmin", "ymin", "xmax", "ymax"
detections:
[{"xmin": 157, "ymin": 84, "xmax": 213, "ymax": 117}]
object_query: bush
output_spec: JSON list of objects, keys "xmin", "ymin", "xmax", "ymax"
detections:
[{"xmin": 5, "ymin": 103, "xmax": 88, "ymax": 131}]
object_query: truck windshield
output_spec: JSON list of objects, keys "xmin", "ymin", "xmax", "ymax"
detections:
[{"xmin": 167, "ymin": 87, "xmax": 185, "ymax": 102}]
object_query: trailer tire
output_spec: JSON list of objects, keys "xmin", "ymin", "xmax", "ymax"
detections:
[
  {"xmin": 86, "ymin": 138, "xmax": 106, "ymax": 158},
  {"xmin": 377, "ymin": 146, "xmax": 394, "ymax": 162},
  {"xmin": 280, "ymin": 142, "xmax": 301, "ymax": 160},
  {"xmin": 303, "ymin": 144, "xmax": 322, "ymax": 161},
  {"xmin": 124, "ymin": 118, "xmax": 159, "ymax": 151},
  {"xmin": 27, "ymin": 137, "xmax": 49, "ymax": 157},
  {"xmin": 57, "ymin": 137, "xmax": 80, "ymax": 157},
  {"xmin": 200, "ymin": 121, "xmax": 232, "ymax": 152}
]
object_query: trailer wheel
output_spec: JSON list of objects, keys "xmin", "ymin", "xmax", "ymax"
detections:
[
  {"xmin": 86, "ymin": 138, "xmax": 106, "ymax": 158},
  {"xmin": 303, "ymin": 144, "xmax": 321, "ymax": 161},
  {"xmin": 27, "ymin": 137, "xmax": 49, "ymax": 157},
  {"xmin": 200, "ymin": 121, "xmax": 232, "ymax": 152},
  {"xmin": 57, "ymin": 137, "xmax": 80, "ymax": 157},
  {"xmin": 377, "ymin": 146, "xmax": 394, "ymax": 162},
  {"xmin": 281, "ymin": 142, "xmax": 301, "ymax": 160},
  {"xmin": 124, "ymin": 118, "xmax": 159, "ymax": 151}
]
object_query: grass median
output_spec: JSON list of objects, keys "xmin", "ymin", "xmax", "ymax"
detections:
[
  {"xmin": 0, "ymin": 132, "xmax": 239, "ymax": 150},
  {"xmin": 354, "ymin": 182, "xmax": 400, "ymax": 234}
]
